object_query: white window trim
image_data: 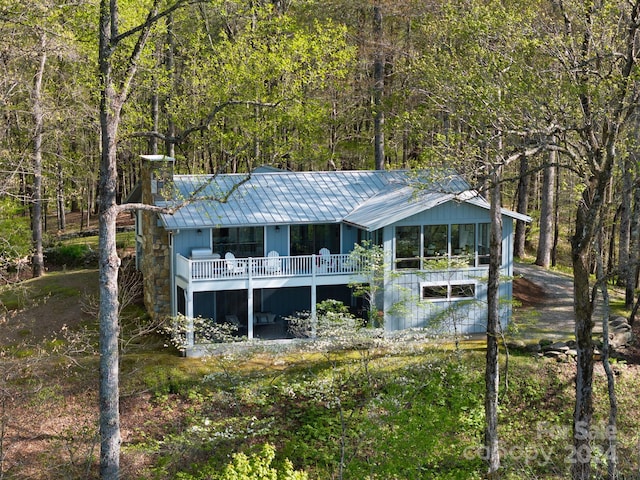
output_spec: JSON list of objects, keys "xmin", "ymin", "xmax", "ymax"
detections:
[{"xmin": 420, "ymin": 280, "xmax": 477, "ymax": 302}]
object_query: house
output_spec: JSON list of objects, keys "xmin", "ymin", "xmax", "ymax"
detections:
[{"xmin": 132, "ymin": 155, "xmax": 529, "ymax": 356}]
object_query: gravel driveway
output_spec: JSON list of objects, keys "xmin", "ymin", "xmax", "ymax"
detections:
[{"xmin": 512, "ymin": 262, "xmax": 604, "ymax": 341}]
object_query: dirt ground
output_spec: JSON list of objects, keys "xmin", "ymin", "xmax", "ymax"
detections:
[{"xmin": 512, "ymin": 276, "xmax": 546, "ymax": 308}]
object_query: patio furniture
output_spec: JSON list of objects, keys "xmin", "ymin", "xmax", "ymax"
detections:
[
  {"xmin": 225, "ymin": 252, "xmax": 246, "ymax": 274},
  {"xmin": 253, "ymin": 312, "xmax": 277, "ymax": 325},
  {"xmin": 264, "ymin": 250, "xmax": 281, "ymax": 273},
  {"xmin": 318, "ymin": 247, "xmax": 333, "ymax": 272}
]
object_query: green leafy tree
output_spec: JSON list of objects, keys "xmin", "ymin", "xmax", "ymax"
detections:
[{"xmin": 348, "ymin": 240, "xmax": 385, "ymax": 326}]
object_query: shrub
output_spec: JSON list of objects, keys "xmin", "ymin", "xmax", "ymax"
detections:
[
  {"xmin": 0, "ymin": 199, "xmax": 31, "ymax": 268},
  {"xmin": 175, "ymin": 444, "xmax": 307, "ymax": 480},
  {"xmin": 44, "ymin": 243, "xmax": 98, "ymax": 267}
]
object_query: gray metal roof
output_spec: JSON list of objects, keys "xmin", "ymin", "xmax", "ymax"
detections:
[{"xmin": 158, "ymin": 170, "xmax": 530, "ymax": 231}]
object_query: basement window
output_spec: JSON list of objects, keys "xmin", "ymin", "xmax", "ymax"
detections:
[{"xmin": 421, "ymin": 282, "xmax": 476, "ymax": 301}]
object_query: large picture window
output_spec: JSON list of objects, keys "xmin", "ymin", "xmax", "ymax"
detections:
[
  {"xmin": 477, "ymin": 223, "xmax": 490, "ymax": 265},
  {"xmin": 290, "ymin": 224, "xmax": 340, "ymax": 256},
  {"xmin": 395, "ymin": 222, "xmax": 492, "ymax": 270},
  {"xmin": 424, "ymin": 224, "xmax": 448, "ymax": 258},
  {"xmin": 213, "ymin": 227, "xmax": 264, "ymax": 258}
]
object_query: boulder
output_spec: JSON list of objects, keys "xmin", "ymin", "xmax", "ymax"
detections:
[
  {"xmin": 609, "ymin": 330, "xmax": 632, "ymax": 349},
  {"xmin": 609, "ymin": 316, "xmax": 629, "ymax": 328},
  {"xmin": 542, "ymin": 341, "xmax": 570, "ymax": 352}
]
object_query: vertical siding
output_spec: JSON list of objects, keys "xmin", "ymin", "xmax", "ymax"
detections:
[
  {"xmin": 265, "ymin": 225, "xmax": 288, "ymax": 254},
  {"xmin": 174, "ymin": 229, "xmax": 211, "ymax": 258},
  {"xmin": 341, "ymin": 224, "xmax": 359, "ymax": 254},
  {"xmin": 382, "ymin": 202, "xmax": 516, "ymax": 334}
]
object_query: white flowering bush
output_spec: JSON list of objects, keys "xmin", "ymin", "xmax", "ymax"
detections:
[{"xmin": 162, "ymin": 315, "xmax": 239, "ymax": 352}]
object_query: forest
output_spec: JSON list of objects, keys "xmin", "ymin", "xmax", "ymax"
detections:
[{"xmin": 1, "ymin": 0, "xmax": 640, "ymax": 479}]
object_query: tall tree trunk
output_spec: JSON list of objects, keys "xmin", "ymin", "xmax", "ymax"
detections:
[
  {"xmin": 630, "ymin": 160, "xmax": 640, "ymax": 321},
  {"xmin": 165, "ymin": 12, "xmax": 176, "ymax": 158},
  {"xmin": 552, "ymin": 164, "xmax": 560, "ymax": 267},
  {"xmin": 31, "ymin": 33, "xmax": 47, "ymax": 278},
  {"xmin": 373, "ymin": 3, "xmax": 384, "ymax": 170},
  {"xmin": 535, "ymin": 146, "xmax": 556, "ymax": 267},
  {"xmin": 619, "ymin": 155, "xmax": 633, "ymax": 308},
  {"xmin": 485, "ymin": 164, "xmax": 502, "ymax": 478},
  {"xmin": 595, "ymin": 232, "xmax": 618, "ymax": 479},
  {"xmin": 98, "ymin": 1, "xmax": 161, "ymax": 476},
  {"xmin": 571, "ymin": 169, "xmax": 612, "ymax": 480},
  {"xmin": 514, "ymin": 155, "xmax": 529, "ymax": 258},
  {"xmin": 57, "ymin": 162, "xmax": 66, "ymax": 231},
  {"xmin": 98, "ymin": 3, "xmax": 122, "ymax": 476}
]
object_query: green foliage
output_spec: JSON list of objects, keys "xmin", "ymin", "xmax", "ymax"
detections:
[
  {"xmin": 44, "ymin": 243, "xmax": 98, "ymax": 267},
  {"xmin": 175, "ymin": 444, "xmax": 307, "ymax": 480},
  {"xmin": 0, "ymin": 199, "xmax": 31, "ymax": 264}
]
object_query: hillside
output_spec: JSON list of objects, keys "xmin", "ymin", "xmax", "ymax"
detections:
[{"xmin": 1, "ymin": 259, "xmax": 640, "ymax": 478}]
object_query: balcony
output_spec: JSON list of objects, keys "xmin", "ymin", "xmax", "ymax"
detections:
[{"xmin": 176, "ymin": 252, "xmax": 367, "ymax": 284}]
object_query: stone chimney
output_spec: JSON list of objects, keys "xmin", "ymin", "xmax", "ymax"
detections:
[{"xmin": 139, "ymin": 155, "xmax": 175, "ymax": 321}]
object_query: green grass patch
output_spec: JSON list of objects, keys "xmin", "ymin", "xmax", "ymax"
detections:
[
  {"xmin": 121, "ymin": 343, "xmax": 638, "ymax": 480},
  {"xmin": 0, "ymin": 269, "xmax": 96, "ymax": 311}
]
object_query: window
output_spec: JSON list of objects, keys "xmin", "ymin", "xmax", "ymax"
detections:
[
  {"xmin": 395, "ymin": 226, "xmax": 420, "ymax": 269},
  {"xmin": 424, "ymin": 224, "xmax": 448, "ymax": 258},
  {"xmin": 478, "ymin": 223, "xmax": 490, "ymax": 265},
  {"xmin": 290, "ymin": 224, "xmax": 340, "ymax": 256},
  {"xmin": 396, "ymin": 222, "xmax": 491, "ymax": 270},
  {"xmin": 451, "ymin": 224, "xmax": 475, "ymax": 266},
  {"xmin": 213, "ymin": 227, "xmax": 264, "ymax": 257},
  {"xmin": 422, "ymin": 285, "xmax": 449, "ymax": 299},
  {"xmin": 421, "ymin": 282, "xmax": 476, "ymax": 301}
]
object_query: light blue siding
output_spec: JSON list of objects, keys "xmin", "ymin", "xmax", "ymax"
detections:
[
  {"xmin": 381, "ymin": 203, "xmax": 516, "ymax": 334},
  {"xmin": 341, "ymin": 224, "xmax": 359, "ymax": 254},
  {"xmin": 174, "ymin": 228, "xmax": 211, "ymax": 258},
  {"xmin": 265, "ymin": 225, "xmax": 289, "ymax": 255}
]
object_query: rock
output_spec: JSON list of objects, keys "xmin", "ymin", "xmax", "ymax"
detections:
[
  {"xmin": 543, "ymin": 350, "xmax": 566, "ymax": 358},
  {"xmin": 526, "ymin": 343, "xmax": 541, "ymax": 353},
  {"xmin": 542, "ymin": 341, "xmax": 570, "ymax": 352},
  {"xmin": 609, "ymin": 316, "xmax": 629, "ymax": 328},
  {"xmin": 609, "ymin": 330, "xmax": 633, "ymax": 349},
  {"xmin": 611, "ymin": 322, "xmax": 631, "ymax": 333}
]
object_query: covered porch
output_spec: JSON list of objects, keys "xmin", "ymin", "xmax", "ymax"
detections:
[{"xmin": 174, "ymin": 252, "xmax": 368, "ymax": 348}]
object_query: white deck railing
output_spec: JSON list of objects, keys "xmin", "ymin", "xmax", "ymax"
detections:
[{"xmin": 176, "ymin": 253, "xmax": 366, "ymax": 282}]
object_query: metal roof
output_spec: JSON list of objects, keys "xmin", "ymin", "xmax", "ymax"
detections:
[{"xmin": 158, "ymin": 170, "xmax": 530, "ymax": 231}]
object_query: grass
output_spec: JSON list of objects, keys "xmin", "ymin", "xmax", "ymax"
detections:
[
  {"xmin": 111, "ymin": 341, "xmax": 638, "ymax": 480},
  {"xmin": 2, "ymin": 237, "xmax": 638, "ymax": 478}
]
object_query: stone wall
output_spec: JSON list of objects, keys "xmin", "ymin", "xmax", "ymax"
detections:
[{"xmin": 139, "ymin": 158, "xmax": 173, "ymax": 320}]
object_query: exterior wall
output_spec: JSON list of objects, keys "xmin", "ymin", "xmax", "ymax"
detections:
[
  {"xmin": 341, "ymin": 224, "xmax": 359, "ymax": 253},
  {"xmin": 381, "ymin": 202, "xmax": 515, "ymax": 334},
  {"xmin": 138, "ymin": 162, "xmax": 518, "ymax": 338},
  {"xmin": 174, "ymin": 228, "xmax": 211, "ymax": 258},
  {"xmin": 265, "ymin": 225, "xmax": 289, "ymax": 255},
  {"xmin": 140, "ymin": 159, "xmax": 173, "ymax": 320}
]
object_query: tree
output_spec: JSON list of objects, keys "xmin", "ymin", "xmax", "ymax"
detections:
[
  {"xmin": 484, "ymin": 164, "xmax": 502, "ymax": 477},
  {"xmin": 546, "ymin": 2, "xmax": 640, "ymax": 477},
  {"xmin": 535, "ymin": 146, "xmax": 556, "ymax": 268},
  {"xmin": 513, "ymin": 155, "xmax": 530, "ymax": 258},
  {"xmin": 30, "ymin": 31, "xmax": 46, "ymax": 277},
  {"xmin": 373, "ymin": 3, "xmax": 384, "ymax": 169},
  {"xmin": 97, "ymin": 1, "xmax": 187, "ymax": 476}
]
